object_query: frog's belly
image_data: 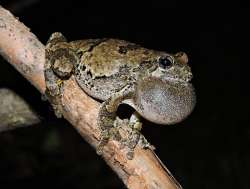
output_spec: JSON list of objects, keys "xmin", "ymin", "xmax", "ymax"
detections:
[{"xmin": 75, "ymin": 73, "xmax": 128, "ymax": 101}]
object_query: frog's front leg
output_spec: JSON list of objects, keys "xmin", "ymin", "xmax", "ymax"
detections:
[
  {"xmin": 97, "ymin": 84, "xmax": 136, "ymax": 156},
  {"xmin": 44, "ymin": 32, "xmax": 76, "ymax": 117}
]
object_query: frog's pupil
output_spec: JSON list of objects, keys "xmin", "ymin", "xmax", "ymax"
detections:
[{"xmin": 159, "ymin": 57, "xmax": 172, "ymax": 69}]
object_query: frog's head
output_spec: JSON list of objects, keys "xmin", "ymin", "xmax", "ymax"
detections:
[
  {"xmin": 133, "ymin": 52, "xmax": 196, "ymax": 125},
  {"xmin": 151, "ymin": 52, "xmax": 193, "ymax": 83}
]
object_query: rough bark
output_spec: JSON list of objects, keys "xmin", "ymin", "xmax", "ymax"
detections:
[{"xmin": 0, "ymin": 5, "xmax": 182, "ymax": 189}]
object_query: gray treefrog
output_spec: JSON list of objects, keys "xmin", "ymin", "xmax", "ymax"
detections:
[{"xmin": 44, "ymin": 32, "xmax": 196, "ymax": 159}]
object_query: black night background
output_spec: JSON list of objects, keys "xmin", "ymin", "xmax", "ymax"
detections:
[{"xmin": 0, "ymin": 0, "xmax": 245, "ymax": 188}]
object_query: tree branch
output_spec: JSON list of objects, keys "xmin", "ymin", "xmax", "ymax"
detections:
[
  {"xmin": 0, "ymin": 5, "xmax": 182, "ymax": 189},
  {"xmin": 0, "ymin": 88, "xmax": 40, "ymax": 131}
]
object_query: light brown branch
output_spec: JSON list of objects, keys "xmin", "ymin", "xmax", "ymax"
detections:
[{"xmin": 0, "ymin": 5, "xmax": 182, "ymax": 189}]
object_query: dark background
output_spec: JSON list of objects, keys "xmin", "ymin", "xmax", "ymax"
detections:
[{"xmin": 0, "ymin": 0, "xmax": 245, "ymax": 188}]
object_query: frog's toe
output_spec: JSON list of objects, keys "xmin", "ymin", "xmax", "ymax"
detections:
[
  {"xmin": 129, "ymin": 121, "xmax": 142, "ymax": 131},
  {"xmin": 110, "ymin": 127, "xmax": 122, "ymax": 141},
  {"xmin": 96, "ymin": 127, "xmax": 122, "ymax": 155},
  {"xmin": 120, "ymin": 129, "xmax": 141, "ymax": 160},
  {"xmin": 53, "ymin": 105, "xmax": 63, "ymax": 118},
  {"xmin": 96, "ymin": 130, "xmax": 110, "ymax": 155},
  {"xmin": 96, "ymin": 145, "xmax": 104, "ymax": 155},
  {"xmin": 129, "ymin": 112, "xmax": 142, "ymax": 131},
  {"xmin": 126, "ymin": 150, "xmax": 134, "ymax": 160}
]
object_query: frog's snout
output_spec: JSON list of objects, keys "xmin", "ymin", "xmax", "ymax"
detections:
[{"xmin": 175, "ymin": 65, "xmax": 193, "ymax": 83}]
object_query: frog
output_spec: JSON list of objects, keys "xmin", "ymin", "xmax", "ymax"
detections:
[{"xmin": 44, "ymin": 32, "xmax": 196, "ymax": 159}]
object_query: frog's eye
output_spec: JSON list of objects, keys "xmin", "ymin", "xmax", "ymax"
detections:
[{"xmin": 158, "ymin": 56, "xmax": 173, "ymax": 69}]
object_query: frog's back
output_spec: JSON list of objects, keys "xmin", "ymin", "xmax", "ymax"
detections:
[
  {"xmin": 70, "ymin": 39, "xmax": 162, "ymax": 77},
  {"xmin": 70, "ymin": 39, "xmax": 164, "ymax": 100}
]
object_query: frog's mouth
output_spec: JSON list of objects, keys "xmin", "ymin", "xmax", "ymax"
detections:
[
  {"xmin": 164, "ymin": 72, "xmax": 193, "ymax": 83},
  {"xmin": 151, "ymin": 67, "xmax": 193, "ymax": 83}
]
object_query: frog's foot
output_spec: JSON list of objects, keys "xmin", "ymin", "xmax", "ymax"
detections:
[
  {"xmin": 45, "ymin": 89, "xmax": 64, "ymax": 118},
  {"xmin": 114, "ymin": 112, "xmax": 142, "ymax": 159},
  {"xmin": 118, "ymin": 112, "xmax": 153, "ymax": 159},
  {"xmin": 44, "ymin": 66, "xmax": 65, "ymax": 118},
  {"xmin": 122, "ymin": 112, "xmax": 142, "ymax": 159},
  {"xmin": 125, "ymin": 126, "xmax": 154, "ymax": 159},
  {"xmin": 125, "ymin": 129, "xmax": 141, "ymax": 160},
  {"xmin": 96, "ymin": 127, "xmax": 122, "ymax": 155}
]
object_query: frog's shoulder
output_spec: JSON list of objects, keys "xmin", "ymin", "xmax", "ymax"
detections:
[{"xmin": 71, "ymin": 39, "xmax": 163, "ymax": 77}]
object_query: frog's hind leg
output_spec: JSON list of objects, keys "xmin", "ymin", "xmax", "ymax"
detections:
[
  {"xmin": 44, "ymin": 32, "xmax": 75, "ymax": 118},
  {"xmin": 44, "ymin": 33, "xmax": 67, "ymax": 117},
  {"xmin": 96, "ymin": 84, "xmax": 135, "ymax": 155},
  {"xmin": 46, "ymin": 32, "xmax": 67, "ymax": 48},
  {"xmin": 44, "ymin": 67, "xmax": 64, "ymax": 118}
]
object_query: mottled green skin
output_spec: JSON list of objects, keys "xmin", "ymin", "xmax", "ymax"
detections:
[{"xmin": 44, "ymin": 32, "xmax": 196, "ymax": 158}]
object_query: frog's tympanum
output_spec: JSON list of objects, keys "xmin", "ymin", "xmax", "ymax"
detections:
[{"xmin": 45, "ymin": 32, "xmax": 196, "ymax": 159}]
